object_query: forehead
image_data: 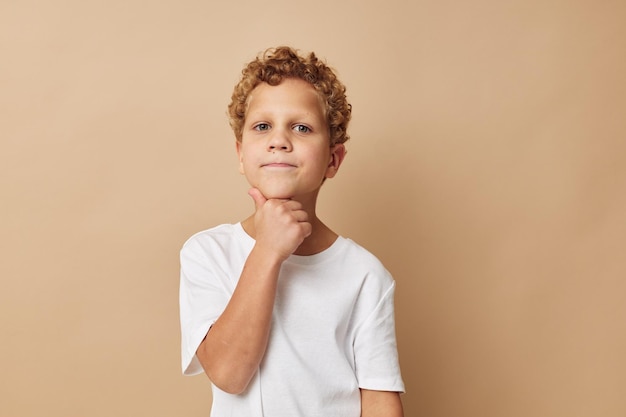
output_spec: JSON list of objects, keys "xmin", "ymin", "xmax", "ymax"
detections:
[{"xmin": 246, "ymin": 78, "xmax": 326, "ymax": 119}]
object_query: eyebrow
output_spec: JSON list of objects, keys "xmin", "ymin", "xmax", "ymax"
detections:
[{"xmin": 246, "ymin": 110, "xmax": 322, "ymax": 122}]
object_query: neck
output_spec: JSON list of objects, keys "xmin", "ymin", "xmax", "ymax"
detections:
[{"xmin": 294, "ymin": 217, "xmax": 337, "ymax": 255}]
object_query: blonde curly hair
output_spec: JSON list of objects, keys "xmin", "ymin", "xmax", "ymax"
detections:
[{"xmin": 228, "ymin": 46, "xmax": 352, "ymax": 146}]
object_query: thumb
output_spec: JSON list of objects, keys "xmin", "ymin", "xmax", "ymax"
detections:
[{"xmin": 248, "ymin": 187, "xmax": 267, "ymax": 210}]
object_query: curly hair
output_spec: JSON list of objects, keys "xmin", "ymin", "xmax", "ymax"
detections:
[{"xmin": 228, "ymin": 46, "xmax": 352, "ymax": 146}]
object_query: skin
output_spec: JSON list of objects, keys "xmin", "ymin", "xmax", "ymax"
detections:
[{"xmin": 196, "ymin": 78, "xmax": 403, "ymax": 416}]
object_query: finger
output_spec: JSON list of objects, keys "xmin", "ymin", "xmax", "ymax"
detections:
[
  {"xmin": 301, "ymin": 222, "xmax": 312, "ymax": 238},
  {"xmin": 281, "ymin": 199, "xmax": 304, "ymax": 211},
  {"xmin": 290, "ymin": 209, "xmax": 309, "ymax": 223},
  {"xmin": 248, "ymin": 187, "xmax": 267, "ymax": 210}
]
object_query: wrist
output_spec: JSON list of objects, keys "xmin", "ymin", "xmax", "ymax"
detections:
[{"xmin": 249, "ymin": 243, "xmax": 289, "ymax": 267}]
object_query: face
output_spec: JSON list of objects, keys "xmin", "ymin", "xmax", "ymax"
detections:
[{"xmin": 236, "ymin": 78, "xmax": 345, "ymax": 201}]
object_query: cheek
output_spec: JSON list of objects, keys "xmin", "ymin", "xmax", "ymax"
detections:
[
  {"xmin": 237, "ymin": 146, "xmax": 255, "ymax": 175},
  {"xmin": 239, "ymin": 156, "xmax": 255, "ymax": 174},
  {"xmin": 317, "ymin": 149, "xmax": 332, "ymax": 166}
]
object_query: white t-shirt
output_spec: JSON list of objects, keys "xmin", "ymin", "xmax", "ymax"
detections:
[{"xmin": 180, "ymin": 223, "xmax": 404, "ymax": 417}]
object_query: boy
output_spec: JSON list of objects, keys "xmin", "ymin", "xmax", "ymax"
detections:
[{"xmin": 180, "ymin": 46, "xmax": 404, "ymax": 416}]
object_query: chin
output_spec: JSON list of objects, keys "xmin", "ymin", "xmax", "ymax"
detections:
[
  {"xmin": 255, "ymin": 183, "xmax": 319, "ymax": 201},
  {"xmin": 263, "ymin": 191, "xmax": 294, "ymax": 200},
  {"xmin": 252, "ymin": 184, "xmax": 289, "ymax": 199}
]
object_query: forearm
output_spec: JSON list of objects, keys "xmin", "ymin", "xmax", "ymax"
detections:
[{"xmin": 197, "ymin": 244, "xmax": 282, "ymax": 394}]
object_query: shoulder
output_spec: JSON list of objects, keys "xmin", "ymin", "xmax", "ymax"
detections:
[
  {"xmin": 337, "ymin": 240, "xmax": 399, "ymax": 334},
  {"xmin": 334, "ymin": 238, "xmax": 395, "ymax": 292},
  {"xmin": 341, "ymin": 239, "xmax": 392, "ymax": 276},
  {"xmin": 180, "ymin": 223, "xmax": 254, "ymax": 284},
  {"xmin": 182, "ymin": 223, "xmax": 239, "ymax": 251},
  {"xmin": 180, "ymin": 223, "xmax": 252, "ymax": 264}
]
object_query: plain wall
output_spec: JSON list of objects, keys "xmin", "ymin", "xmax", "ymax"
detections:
[{"xmin": 1, "ymin": 1, "xmax": 625, "ymax": 416}]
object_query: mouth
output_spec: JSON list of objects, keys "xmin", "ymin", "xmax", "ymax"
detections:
[{"xmin": 261, "ymin": 162, "xmax": 296, "ymax": 168}]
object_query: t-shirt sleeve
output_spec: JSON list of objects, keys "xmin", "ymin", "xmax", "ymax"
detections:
[
  {"xmin": 179, "ymin": 238, "xmax": 231, "ymax": 376},
  {"xmin": 353, "ymin": 281, "xmax": 405, "ymax": 393}
]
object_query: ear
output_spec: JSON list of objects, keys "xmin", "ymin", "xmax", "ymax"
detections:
[
  {"xmin": 235, "ymin": 141, "xmax": 245, "ymax": 175},
  {"xmin": 325, "ymin": 143, "xmax": 347, "ymax": 179}
]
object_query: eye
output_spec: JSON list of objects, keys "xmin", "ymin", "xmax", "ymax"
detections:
[
  {"xmin": 293, "ymin": 124, "xmax": 311, "ymax": 133},
  {"xmin": 253, "ymin": 123, "xmax": 270, "ymax": 131}
]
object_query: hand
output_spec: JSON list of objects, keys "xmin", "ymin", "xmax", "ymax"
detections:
[{"xmin": 248, "ymin": 188, "xmax": 312, "ymax": 261}]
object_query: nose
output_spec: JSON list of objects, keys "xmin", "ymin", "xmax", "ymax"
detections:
[{"xmin": 267, "ymin": 128, "xmax": 292, "ymax": 152}]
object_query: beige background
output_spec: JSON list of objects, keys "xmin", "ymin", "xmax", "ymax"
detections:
[{"xmin": 1, "ymin": 0, "xmax": 625, "ymax": 416}]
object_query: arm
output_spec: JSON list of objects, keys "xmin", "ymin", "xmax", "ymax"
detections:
[
  {"xmin": 361, "ymin": 389, "xmax": 404, "ymax": 417},
  {"xmin": 195, "ymin": 188, "xmax": 311, "ymax": 394}
]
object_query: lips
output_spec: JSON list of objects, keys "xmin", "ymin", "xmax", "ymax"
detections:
[{"xmin": 261, "ymin": 162, "xmax": 296, "ymax": 168}]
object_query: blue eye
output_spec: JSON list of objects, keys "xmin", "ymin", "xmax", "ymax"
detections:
[
  {"xmin": 294, "ymin": 125, "xmax": 310, "ymax": 133},
  {"xmin": 254, "ymin": 123, "xmax": 270, "ymax": 131}
]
